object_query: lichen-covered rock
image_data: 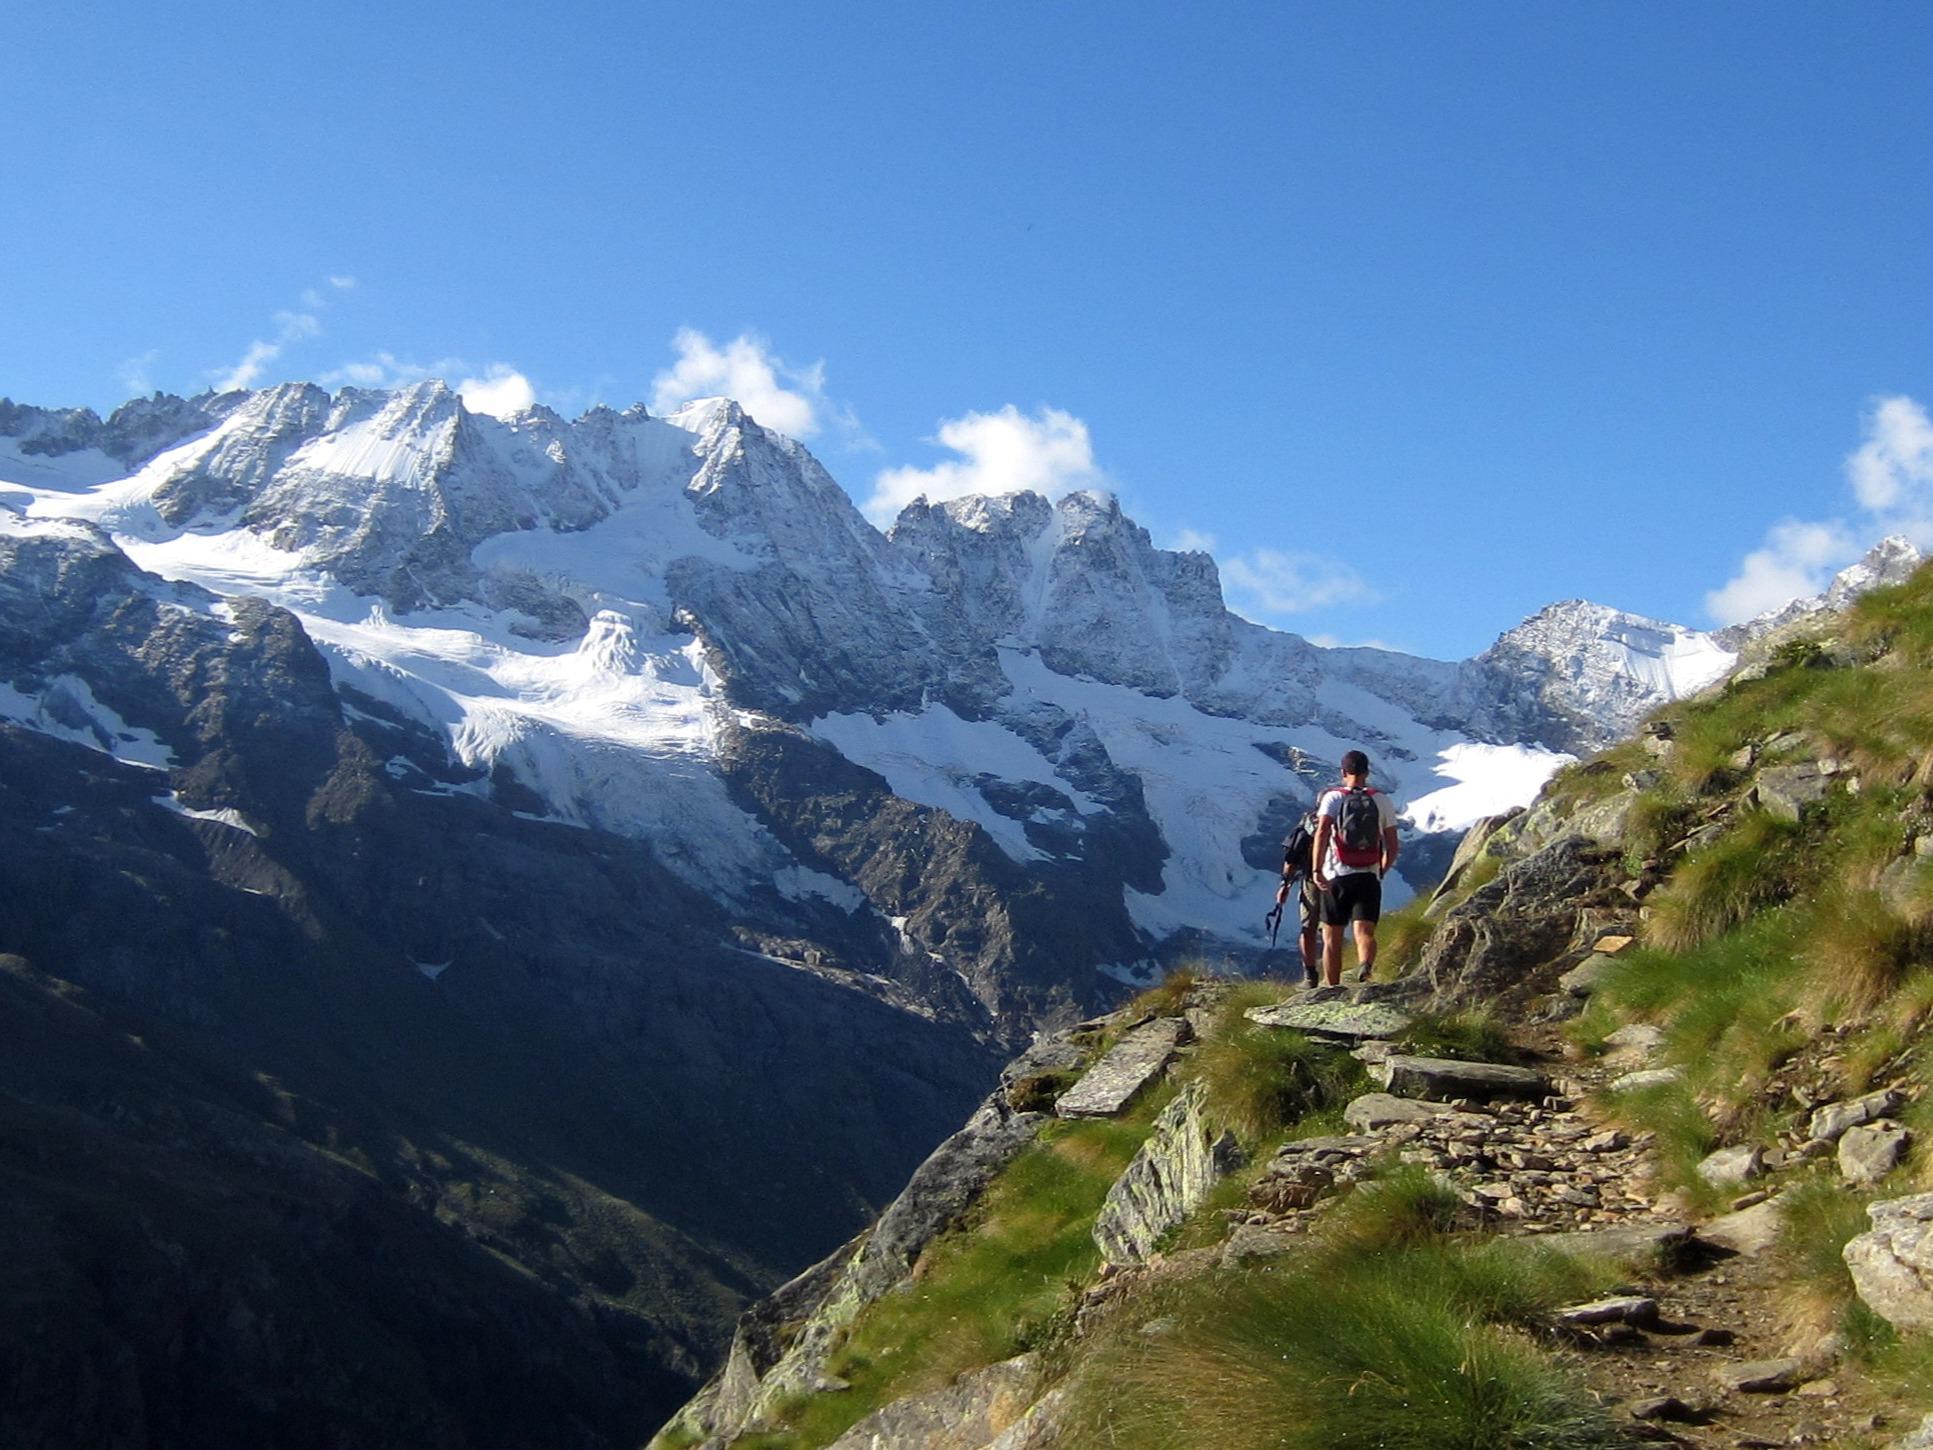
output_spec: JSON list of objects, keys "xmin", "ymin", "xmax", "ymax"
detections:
[
  {"xmin": 1844, "ymin": 1192, "xmax": 1933, "ymax": 1332},
  {"xmin": 1244, "ymin": 999, "xmax": 1412, "ymax": 1039},
  {"xmin": 1425, "ymin": 808, "xmax": 1522, "ymax": 912},
  {"xmin": 1055, "ymin": 1018, "xmax": 1186, "ymax": 1118},
  {"xmin": 827, "ymin": 1354, "xmax": 1039, "ymax": 1450},
  {"xmin": 1752, "ymin": 763, "xmax": 1831, "ymax": 822},
  {"xmin": 1092, "ymin": 1082, "xmax": 1240, "ymax": 1266}
]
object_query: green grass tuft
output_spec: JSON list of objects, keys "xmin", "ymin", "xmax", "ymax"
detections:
[
  {"xmin": 1185, "ymin": 1018, "xmax": 1366, "ymax": 1148},
  {"xmin": 1644, "ymin": 810, "xmax": 1806, "ymax": 953},
  {"xmin": 1059, "ymin": 1236, "xmax": 1626, "ymax": 1450},
  {"xmin": 1401, "ymin": 1008, "xmax": 1526, "ymax": 1065}
]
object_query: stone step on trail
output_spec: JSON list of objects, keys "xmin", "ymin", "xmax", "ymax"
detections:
[
  {"xmin": 1376, "ymin": 1053, "xmax": 1551, "ymax": 1103},
  {"xmin": 1343, "ymin": 1092, "xmax": 1449, "ymax": 1131},
  {"xmin": 1515, "ymin": 1220, "xmax": 1693, "ymax": 1268},
  {"xmin": 1244, "ymin": 999, "xmax": 1413, "ymax": 1040},
  {"xmin": 1054, "ymin": 1017, "xmax": 1187, "ymax": 1119}
]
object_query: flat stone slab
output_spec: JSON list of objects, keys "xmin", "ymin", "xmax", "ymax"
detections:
[
  {"xmin": 1594, "ymin": 934, "xmax": 1635, "ymax": 954},
  {"xmin": 1712, "ymin": 1358, "xmax": 1804, "ymax": 1394},
  {"xmin": 1555, "ymin": 1295, "xmax": 1660, "ymax": 1328},
  {"xmin": 1559, "ymin": 954, "xmax": 1619, "ymax": 997},
  {"xmin": 1603, "ymin": 1023, "xmax": 1666, "ymax": 1055},
  {"xmin": 1343, "ymin": 1092, "xmax": 1450, "ymax": 1131},
  {"xmin": 1524, "ymin": 1220, "xmax": 1692, "ymax": 1267},
  {"xmin": 1245, "ymin": 1000, "xmax": 1413, "ymax": 1040},
  {"xmin": 1378, "ymin": 1054, "xmax": 1550, "ymax": 1103},
  {"xmin": 1611, "ymin": 1067, "xmax": 1683, "ymax": 1093},
  {"xmin": 1054, "ymin": 1017, "xmax": 1186, "ymax": 1118},
  {"xmin": 1697, "ymin": 1144, "xmax": 1765, "ymax": 1187},
  {"xmin": 1697, "ymin": 1195, "xmax": 1785, "ymax": 1258},
  {"xmin": 1221, "ymin": 1222, "xmax": 1303, "ymax": 1263}
]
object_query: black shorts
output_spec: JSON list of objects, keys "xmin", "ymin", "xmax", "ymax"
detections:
[{"xmin": 1321, "ymin": 872, "xmax": 1383, "ymax": 926}]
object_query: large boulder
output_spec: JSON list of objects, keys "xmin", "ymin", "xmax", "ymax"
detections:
[
  {"xmin": 1092, "ymin": 1082, "xmax": 1241, "ymax": 1267},
  {"xmin": 1844, "ymin": 1192, "xmax": 1933, "ymax": 1332},
  {"xmin": 1414, "ymin": 835, "xmax": 1617, "ymax": 1011}
]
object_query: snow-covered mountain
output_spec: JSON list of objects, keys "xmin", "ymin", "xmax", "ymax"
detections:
[
  {"xmin": 1714, "ymin": 535, "xmax": 1925, "ymax": 648},
  {"xmin": 0, "ymin": 381, "xmax": 1763, "ymax": 1020}
]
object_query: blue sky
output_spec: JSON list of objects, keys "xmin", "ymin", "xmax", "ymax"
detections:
[{"xmin": 6, "ymin": 2, "xmax": 1933, "ymax": 659}]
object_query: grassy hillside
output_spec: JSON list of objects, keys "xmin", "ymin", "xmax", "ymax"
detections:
[{"xmin": 671, "ymin": 565, "xmax": 1933, "ymax": 1449}]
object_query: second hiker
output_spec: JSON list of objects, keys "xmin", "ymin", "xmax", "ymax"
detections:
[{"xmin": 1310, "ymin": 749, "xmax": 1400, "ymax": 986}]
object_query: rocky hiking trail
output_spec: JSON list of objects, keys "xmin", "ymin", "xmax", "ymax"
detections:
[
  {"xmin": 657, "ymin": 957, "xmax": 1928, "ymax": 1449},
  {"xmin": 1219, "ymin": 971, "xmax": 1905, "ymax": 1450}
]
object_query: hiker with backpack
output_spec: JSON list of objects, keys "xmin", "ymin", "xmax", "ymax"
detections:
[
  {"xmin": 1273, "ymin": 808, "xmax": 1324, "ymax": 988},
  {"xmin": 1310, "ymin": 749, "xmax": 1400, "ymax": 986}
]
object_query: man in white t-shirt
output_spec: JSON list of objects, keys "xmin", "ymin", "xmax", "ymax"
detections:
[{"xmin": 1309, "ymin": 749, "xmax": 1400, "ymax": 986}]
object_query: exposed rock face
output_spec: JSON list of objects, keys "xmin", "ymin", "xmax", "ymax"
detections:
[
  {"xmin": 826, "ymin": 1355, "xmax": 1039, "ymax": 1450},
  {"xmin": 1414, "ymin": 835, "xmax": 1618, "ymax": 1011},
  {"xmin": 1092, "ymin": 1082, "xmax": 1240, "ymax": 1266},
  {"xmin": 670, "ymin": 1089, "xmax": 1049, "ymax": 1444},
  {"xmin": 1462, "ymin": 600, "xmax": 1736, "ymax": 753},
  {"xmin": 1843, "ymin": 1192, "xmax": 1933, "ymax": 1331}
]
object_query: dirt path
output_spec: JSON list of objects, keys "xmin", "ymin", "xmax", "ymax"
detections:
[{"xmin": 1521, "ymin": 1031, "xmax": 1896, "ymax": 1449}]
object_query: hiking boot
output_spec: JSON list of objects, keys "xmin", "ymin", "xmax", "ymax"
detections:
[
  {"xmin": 1303, "ymin": 967, "xmax": 1320, "ymax": 989},
  {"xmin": 1356, "ymin": 964, "xmax": 1373, "ymax": 983}
]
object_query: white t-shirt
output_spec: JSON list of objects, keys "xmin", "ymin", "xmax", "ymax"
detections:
[{"xmin": 1315, "ymin": 786, "xmax": 1397, "ymax": 877}]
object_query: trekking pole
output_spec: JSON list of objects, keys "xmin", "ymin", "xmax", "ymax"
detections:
[{"xmin": 1264, "ymin": 899, "xmax": 1283, "ymax": 949}]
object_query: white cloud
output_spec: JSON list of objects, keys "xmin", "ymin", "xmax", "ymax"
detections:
[
  {"xmin": 215, "ymin": 337, "xmax": 286, "ymax": 392},
  {"xmin": 1708, "ymin": 394, "xmax": 1933, "ymax": 626},
  {"xmin": 865, "ymin": 405, "xmax": 1103, "ymax": 526},
  {"xmin": 318, "ymin": 353, "xmax": 541, "ymax": 416},
  {"xmin": 329, "ymin": 275, "xmax": 357, "ymax": 291},
  {"xmin": 1704, "ymin": 518, "xmax": 1858, "ymax": 624},
  {"xmin": 321, "ymin": 351, "xmax": 437, "ymax": 389},
  {"xmin": 456, "ymin": 365, "xmax": 538, "ymax": 418},
  {"xmin": 651, "ymin": 329, "xmax": 827, "ymax": 439},
  {"xmin": 116, "ymin": 349, "xmax": 159, "ymax": 396},
  {"xmin": 1169, "ymin": 527, "xmax": 1217, "ymax": 554},
  {"xmin": 1847, "ymin": 395, "xmax": 1933, "ymax": 522},
  {"xmin": 211, "ymin": 279, "xmax": 348, "ymax": 392},
  {"xmin": 1220, "ymin": 547, "xmax": 1377, "ymax": 617}
]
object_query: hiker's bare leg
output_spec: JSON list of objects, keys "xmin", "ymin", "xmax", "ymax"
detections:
[
  {"xmin": 1322, "ymin": 921, "xmax": 1344, "ymax": 987},
  {"xmin": 1300, "ymin": 923, "xmax": 1320, "ymax": 978},
  {"xmin": 1354, "ymin": 919, "xmax": 1378, "ymax": 981}
]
